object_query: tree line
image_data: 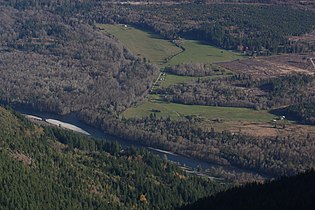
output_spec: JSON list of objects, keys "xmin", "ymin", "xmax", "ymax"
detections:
[
  {"xmin": 89, "ymin": 3, "xmax": 315, "ymax": 54},
  {"xmin": 178, "ymin": 170, "xmax": 315, "ymax": 210},
  {"xmin": 79, "ymin": 109, "xmax": 315, "ymax": 179},
  {"xmin": 0, "ymin": 106, "xmax": 223, "ymax": 209},
  {"xmin": 272, "ymin": 102, "xmax": 315, "ymax": 125},
  {"xmin": 164, "ymin": 63, "xmax": 228, "ymax": 77},
  {"xmin": 159, "ymin": 73, "xmax": 315, "ymax": 110},
  {"xmin": 0, "ymin": 6, "xmax": 158, "ymax": 115}
]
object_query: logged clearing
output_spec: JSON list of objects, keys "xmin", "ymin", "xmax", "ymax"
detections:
[
  {"xmin": 219, "ymin": 53, "xmax": 315, "ymax": 78},
  {"xmin": 97, "ymin": 24, "xmax": 182, "ymax": 65},
  {"xmin": 200, "ymin": 120, "xmax": 315, "ymax": 139},
  {"xmin": 289, "ymin": 30, "xmax": 315, "ymax": 44}
]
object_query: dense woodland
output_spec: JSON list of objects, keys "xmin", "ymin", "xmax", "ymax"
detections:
[
  {"xmin": 0, "ymin": 0, "xmax": 314, "ymax": 190},
  {"xmin": 0, "ymin": 5, "xmax": 158, "ymax": 115},
  {"xmin": 159, "ymin": 74, "xmax": 315, "ymax": 110},
  {"xmin": 0, "ymin": 0, "xmax": 314, "ymax": 117},
  {"xmin": 272, "ymin": 102, "xmax": 315, "ymax": 125},
  {"xmin": 164, "ymin": 63, "xmax": 228, "ymax": 77},
  {"xmin": 3, "ymin": 0, "xmax": 315, "ymax": 53},
  {"xmin": 90, "ymin": 3, "xmax": 315, "ymax": 54},
  {"xmin": 78, "ymin": 110, "xmax": 315, "ymax": 179},
  {"xmin": 179, "ymin": 170, "xmax": 315, "ymax": 210},
  {"xmin": 0, "ymin": 106, "xmax": 223, "ymax": 209}
]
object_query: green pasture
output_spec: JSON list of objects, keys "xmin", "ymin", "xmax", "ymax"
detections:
[
  {"xmin": 99, "ymin": 24, "xmax": 268, "ymax": 123},
  {"xmin": 166, "ymin": 39, "xmax": 242, "ymax": 66},
  {"xmin": 123, "ymin": 95, "xmax": 276, "ymax": 122},
  {"xmin": 98, "ymin": 24, "xmax": 242, "ymax": 67},
  {"xmin": 158, "ymin": 73, "xmax": 230, "ymax": 88},
  {"xmin": 97, "ymin": 24, "xmax": 182, "ymax": 65},
  {"xmin": 159, "ymin": 74, "xmax": 198, "ymax": 88}
]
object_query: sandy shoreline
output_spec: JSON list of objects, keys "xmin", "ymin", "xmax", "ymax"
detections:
[
  {"xmin": 24, "ymin": 114, "xmax": 90, "ymax": 135},
  {"xmin": 148, "ymin": 147, "xmax": 178, "ymax": 156}
]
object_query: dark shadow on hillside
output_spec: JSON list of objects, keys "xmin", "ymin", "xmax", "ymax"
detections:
[{"xmin": 269, "ymin": 107, "xmax": 310, "ymax": 125}]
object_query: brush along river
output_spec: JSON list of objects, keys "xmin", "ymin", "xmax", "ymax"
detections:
[{"xmin": 15, "ymin": 106, "xmax": 270, "ymax": 180}]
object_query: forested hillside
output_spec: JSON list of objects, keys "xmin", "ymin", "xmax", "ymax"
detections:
[
  {"xmin": 0, "ymin": 0, "xmax": 314, "ymax": 185},
  {"xmin": 3, "ymin": 0, "xmax": 314, "ymax": 54},
  {"xmin": 272, "ymin": 102, "xmax": 315, "ymax": 125},
  {"xmin": 0, "ymin": 106, "xmax": 222, "ymax": 209},
  {"xmin": 0, "ymin": 5, "xmax": 158, "ymax": 115},
  {"xmin": 79, "ymin": 110, "xmax": 315, "ymax": 180},
  {"xmin": 91, "ymin": 3, "xmax": 315, "ymax": 54},
  {"xmin": 160, "ymin": 74, "xmax": 315, "ymax": 110},
  {"xmin": 179, "ymin": 170, "xmax": 315, "ymax": 210}
]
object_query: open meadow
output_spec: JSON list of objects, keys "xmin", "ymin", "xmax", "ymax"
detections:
[
  {"xmin": 100, "ymin": 24, "xmax": 279, "ymax": 124},
  {"xmin": 123, "ymin": 95, "xmax": 276, "ymax": 122},
  {"xmin": 167, "ymin": 39, "xmax": 242, "ymax": 66},
  {"xmin": 97, "ymin": 24, "xmax": 182, "ymax": 65},
  {"xmin": 98, "ymin": 24, "xmax": 242, "ymax": 66}
]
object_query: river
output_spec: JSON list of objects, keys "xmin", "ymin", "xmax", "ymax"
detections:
[
  {"xmin": 13, "ymin": 106, "xmax": 270, "ymax": 179},
  {"xmin": 14, "ymin": 107, "xmax": 218, "ymax": 168}
]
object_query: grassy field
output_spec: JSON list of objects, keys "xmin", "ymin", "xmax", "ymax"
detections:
[
  {"xmin": 159, "ymin": 74, "xmax": 198, "ymax": 88},
  {"xmin": 123, "ymin": 95, "xmax": 276, "ymax": 122},
  {"xmin": 158, "ymin": 73, "xmax": 230, "ymax": 88},
  {"xmin": 166, "ymin": 39, "xmax": 242, "ymax": 66},
  {"xmin": 99, "ymin": 24, "xmax": 272, "ymax": 123},
  {"xmin": 98, "ymin": 24, "xmax": 242, "ymax": 67},
  {"xmin": 97, "ymin": 24, "xmax": 182, "ymax": 65}
]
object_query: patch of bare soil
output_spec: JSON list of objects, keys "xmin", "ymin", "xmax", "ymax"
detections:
[
  {"xmin": 201, "ymin": 120, "xmax": 315, "ymax": 138},
  {"xmin": 289, "ymin": 30, "xmax": 315, "ymax": 44},
  {"xmin": 239, "ymin": 123, "xmax": 315, "ymax": 139},
  {"xmin": 219, "ymin": 53, "xmax": 315, "ymax": 79},
  {"xmin": 52, "ymin": 141, "xmax": 67, "ymax": 153},
  {"xmin": 11, "ymin": 151, "xmax": 34, "ymax": 166}
]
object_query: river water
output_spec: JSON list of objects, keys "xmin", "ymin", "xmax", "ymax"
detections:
[
  {"xmin": 12, "ymin": 106, "xmax": 269, "ymax": 179},
  {"xmin": 14, "ymin": 107, "xmax": 219, "ymax": 169}
]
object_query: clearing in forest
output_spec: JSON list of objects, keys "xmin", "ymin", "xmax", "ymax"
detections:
[
  {"xmin": 167, "ymin": 39, "xmax": 242, "ymax": 66},
  {"xmin": 158, "ymin": 73, "xmax": 229, "ymax": 88},
  {"xmin": 98, "ymin": 24, "xmax": 242, "ymax": 66},
  {"xmin": 122, "ymin": 95, "xmax": 276, "ymax": 122},
  {"xmin": 219, "ymin": 54, "xmax": 315, "ymax": 79},
  {"xmin": 97, "ymin": 24, "xmax": 182, "ymax": 65},
  {"xmin": 100, "ymin": 24, "xmax": 275, "ymax": 123}
]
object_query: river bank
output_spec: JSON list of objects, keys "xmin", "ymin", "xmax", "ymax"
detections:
[{"xmin": 12, "ymin": 105, "xmax": 270, "ymax": 182}]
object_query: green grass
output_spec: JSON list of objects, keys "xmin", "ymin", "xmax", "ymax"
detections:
[
  {"xmin": 123, "ymin": 95, "xmax": 276, "ymax": 122},
  {"xmin": 160, "ymin": 74, "xmax": 198, "ymax": 88},
  {"xmin": 99, "ymin": 24, "xmax": 270, "ymax": 123},
  {"xmin": 166, "ymin": 39, "xmax": 243, "ymax": 66},
  {"xmin": 97, "ymin": 24, "xmax": 182, "ymax": 65},
  {"xmin": 158, "ymin": 73, "xmax": 229, "ymax": 88},
  {"xmin": 98, "ymin": 24, "xmax": 242, "ymax": 67}
]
